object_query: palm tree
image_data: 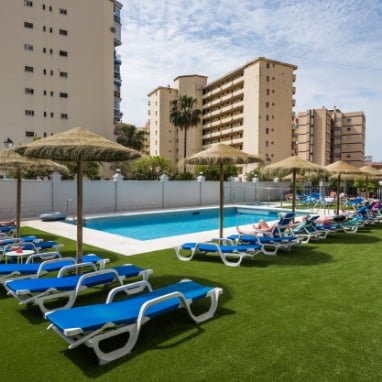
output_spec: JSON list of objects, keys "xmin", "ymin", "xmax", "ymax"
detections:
[
  {"xmin": 169, "ymin": 95, "xmax": 202, "ymax": 172},
  {"xmin": 115, "ymin": 123, "xmax": 146, "ymax": 151}
]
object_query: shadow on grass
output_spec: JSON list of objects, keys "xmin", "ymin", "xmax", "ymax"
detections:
[
  {"xmin": 316, "ymin": 232, "xmax": 381, "ymax": 245},
  {"xmin": 185, "ymin": 245, "xmax": 333, "ymax": 268},
  {"xmin": 41, "ymin": 275, "xmax": 233, "ymax": 375}
]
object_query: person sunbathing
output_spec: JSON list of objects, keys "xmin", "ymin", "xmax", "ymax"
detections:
[
  {"xmin": 236, "ymin": 216, "xmax": 307, "ymax": 235},
  {"xmin": 0, "ymin": 219, "xmax": 16, "ymax": 227}
]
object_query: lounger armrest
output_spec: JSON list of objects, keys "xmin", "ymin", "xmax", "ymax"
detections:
[
  {"xmin": 34, "ymin": 257, "xmax": 76, "ymax": 277},
  {"xmin": 25, "ymin": 251, "xmax": 62, "ymax": 264},
  {"xmin": 106, "ymin": 281, "xmax": 153, "ymax": 303},
  {"xmin": 210, "ymin": 238, "xmax": 235, "ymax": 245},
  {"xmin": 57, "ymin": 262, "xmax": 98, "ymax": 277}
]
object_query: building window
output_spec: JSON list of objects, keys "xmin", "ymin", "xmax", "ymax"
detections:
[
  {"xmin": 60, "ymin": 113, "xmax": 68, "ymax": 119},
  {"xmin": 43, "ymin": 90, "xmax": 47, "ymax": 95},
  {"xmin": 42, "ymin": 4, "xmax": 45, "ymax": 10},
  {"xmin": 59, "ymin": 92, "xmax": 68, "ymax": 98},
  {"xmin": 25, "ymin": 110, "xmax": 34, "ymax": 116},
  {"xmin": 24, "ymin": 1, "xmax": 33, "ymax": 6},
  {"xmin": 25, "ymin": 66, "xmax": 34, "ymax": 72},
  {"xmin": 59, "ymin": 29, "xmax": 68, "ymax": 36},
  {"xmin": 49, "ymin": 27, "xmax": 53, "ymax": 33},
  {"xmin": 50, "ymin": 48, "xmax": 53, "ymax": 54},
  {"xmin": 24, "ymin": 43, "xmax": 33, "ymax": 51},
  {"xmin": 43, "ymin": 111, "xmax": 47, "ymax": 117},
  {"xmin": 59, "ymin": 71, "xmax": 68, "ymax": 78},
  {"xmin": 59, "ymin": 8, "xmax": 67, "ymax": 15},
  {"xmin": 49, "ymin": 5, "xmax": 52, "ymax": 11},
  {"xmin": 25, "ymin": 88, "xmax": 34, "ymax": 94},
  {"xmin": 59, "ymin": 50, "xmax": 68, "ymax": 57},
  {"xmin": 43, "ymin": 26, "xmax": 46, "ymax": 31},
  {"xmin": 50, "ymin": 91, "xmax": 54, "ymax": 96},
  {"xmin": 25, "ymin": 131, "xmax": 34, "ymax": 137},
  {"xmin": 24, "ymin": 22, "xmax": 33, "ymax": 29},
  {"xmin": 43, "ymin": 69, "xmax": 47, "ymax": 75},
  {"xmin": 266, "ymin": 76, "xmax": 270, "ymax": 82},
  {"xmin": 50, "ymin": 70, "xmax": 54, "ymax": 75},
  {"xmin": 50, "ymin": 112, "xmax": 54, "ymax": 118}
]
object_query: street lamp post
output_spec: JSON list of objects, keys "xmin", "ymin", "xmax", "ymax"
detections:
[
  {"xmin": 253, "ymin": 175, "xmax": 258, "ymax": 204},
  {"xmin": 3, "ymin": 138, "xmax": 14, "ymax": 149},
  {"xmin": 274, "ymin": 177, "xmax": 282, "ymax": 207}
]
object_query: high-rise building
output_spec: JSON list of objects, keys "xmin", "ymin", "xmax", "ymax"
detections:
[
  {"xmin": 148, "ymin": 57, "xmax": 297, "ymax": 172},
  {"xmin": 294, "ymin": 107, "xmax": 365, "ymax": 167},
  {"xmin": 0, "ymin": 0, "xmax": 122, "ymax": 146}
]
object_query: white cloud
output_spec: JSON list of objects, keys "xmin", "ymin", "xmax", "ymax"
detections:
[{"xmin": 118, "ymin": 0, "xmax": 382, "ymax": 160}]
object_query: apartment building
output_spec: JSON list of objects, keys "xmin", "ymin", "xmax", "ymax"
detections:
[
  {"xmin": 0, "ymin": 0, "xmax": 122, "ymax": 147},
  {"xmin": 294, "ymin": 107, "xmax": 365, "ymax": 167},
  {"xmin": 148, "ymin": 57, "xmax": 297, "ymax": 171}
]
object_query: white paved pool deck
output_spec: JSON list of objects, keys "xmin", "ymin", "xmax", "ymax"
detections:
[{"xmin": 23, "ymin": 205, "xmax": 317, "ymax": 258}]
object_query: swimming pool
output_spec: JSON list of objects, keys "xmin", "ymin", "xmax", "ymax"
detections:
[{"xmin": 77, "ymin": 207, "xmax": 294, "ymax": 241}]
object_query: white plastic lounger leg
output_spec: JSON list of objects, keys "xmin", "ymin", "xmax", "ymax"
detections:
[
  {"xmin": 182, "ymin": 287, "xmax": 223, "ymax": 323},
  {"xmin": 89, "ymin": 287, "xmax": 223, "ymax": 365}
]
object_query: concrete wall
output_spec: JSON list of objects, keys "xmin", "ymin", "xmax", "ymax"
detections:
[{"xmin": 0, "ymin": 174, "xmax": 289, "ymax": 219}]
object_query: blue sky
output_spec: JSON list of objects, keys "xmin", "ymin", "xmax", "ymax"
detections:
[{"xmin": 118, "ymin": 0, "xmax": 382, "ymax": 161}]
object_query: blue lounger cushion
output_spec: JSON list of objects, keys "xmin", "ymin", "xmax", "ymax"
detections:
[
  {"xmin": 6, "ymin": 265, "xmax": 146, "ymax": 294},
  {"xmin": 5, "ymin": 263, "xmax": 153, "ymax": 314},
  {"xmin": 0, "ymin": 254, "xmax": 107, "ymax": 285},
  {"xmin": 180, "ymin": 242, "xmax": 262, "ymax": 253},
  {"xmin": 47, "ymin": 280, "xmax": 215, "ymax": 331},
  {"xmin": 175, "ymin": 241, "xmax": 264, "ymax": 266},
  {"xmin": 45, "ymin": 279, "xmax": 222, "ymax": 365}
]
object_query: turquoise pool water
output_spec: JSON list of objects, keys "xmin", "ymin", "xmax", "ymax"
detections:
[{"xmin": 79, "ymin": 207, "xmax": 290, "ymax": 241}]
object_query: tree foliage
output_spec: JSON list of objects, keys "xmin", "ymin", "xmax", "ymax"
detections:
[
  {"xmin": 169, "ymin": 95, "xmax": 202, "ymax": 172},
  {"xmin": 194, "ymin": 164, "xmax": 238, "ymax": 181},
  {"xmin": 115, "ymin": 123, "xmax": 146, "ymax": 151},
  {"xmin": 123, "ymin": 156, "xmax": 175, "ymax": 180}
]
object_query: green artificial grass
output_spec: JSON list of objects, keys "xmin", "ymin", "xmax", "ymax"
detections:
[{"xmin": 1, "ymin": 224, "xmax": 382, "ymax": 381}]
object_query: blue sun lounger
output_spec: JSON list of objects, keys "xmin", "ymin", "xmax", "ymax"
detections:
[
  {"xmin": 0, "ymin": 253, "xmax": 107, "ymax": 284},
  {"xmin": 228, "ymin": 212, "xmax": 300, "ymax": 252},
  {"xmin": 174, "ymin": 240, "xmax": 265, "ymax": 266},
  {"xmin": 5, "ymin": 262, "xmax": 153, "ymax": 314},
  {"xmin": 45, "ymin": 279, "xmax": 223, "ymax": 365}
]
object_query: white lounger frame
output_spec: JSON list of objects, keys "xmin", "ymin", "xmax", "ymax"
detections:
[
  {"xmin": 6, "ymin": 262, "xmax": 152, "ymax": 314},
  {"xmin": 46, "ymin": 279, "xmax": 223, "ymax": 365},
  {"xmin": 174, "ymin": 238, "xmax": 265, "ymax": 267}
]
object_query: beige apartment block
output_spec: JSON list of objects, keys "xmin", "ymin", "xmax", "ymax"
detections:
[
  {"xmin": 294, "ymin": 107, "xmax": 365, "ymax": 167},
  {"xmin": 148, "ymin": 75, "xmax": 207, "ymax": 166},
  {"xmin": 148, "ymin": 58, "xmax": 297, "ymax": 173},
  {"xmin": 0, "ymin": 0, "xmax": 121, "ymax": 147}
]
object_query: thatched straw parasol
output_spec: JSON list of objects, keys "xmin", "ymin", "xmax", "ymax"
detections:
[
  {"xmin": 282, "ymin": 172, "xmax": 307, "ymax": 182},
  {"xmin": 360, "ymin": 165, "xmax": 382, "ymax": 198},
  {"xmin": 185, "ymin": 143, "xmax": 264, "ymax": 237},
  {"xmin": 15, "ymin": 127, "xmax": 141, "ymax": 263},
  {"xmin": 325, "ymin": 160, "xmax": 364, "ymax": 214},
  {"xmin": 262, "ymin": 156, "xmax": 327, "ymax": 214},
  {"xmin": 0, "ymin": 149, "xmax": 68, "ymax": 237}
]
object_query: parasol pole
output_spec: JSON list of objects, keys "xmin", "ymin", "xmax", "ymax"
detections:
[
  {"xmin": 16, "ymin": 169, "xmax": 22, "ymax": 238},
  {"xmin": 76, "ymin": 160, "xmax": 83, "ymax": 265},
  {"xmin": 292, "ymin": 170, "xmax": 297, "ymax": 214},
  {"xmin": 219, "ymin": 163, "xmax": 224, "ymax": 238},
  {"xmin": 336, "ymin": 173, "xmax": 341, "ymax": 215}
]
